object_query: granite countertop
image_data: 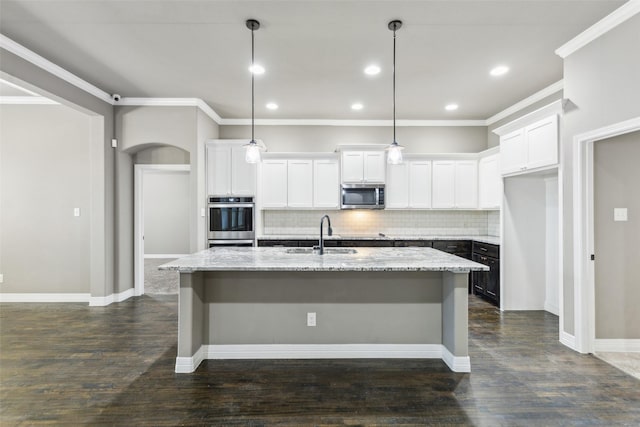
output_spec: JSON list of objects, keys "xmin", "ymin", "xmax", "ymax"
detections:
[
  {"xmin": 159, "ymin": 247, "xmax": 489, "ymax": 273},
  {"xmin": 258, "ymin": 234, "xmax": 500, "ymax": 245}
]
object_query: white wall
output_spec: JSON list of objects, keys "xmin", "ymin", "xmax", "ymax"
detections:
[
  {"xmin": 0, "ymin": 104, "xmax": 92, "ymax": 293},
  {"xmin": 143, "ymin": 170, "xmax": 190, "ymax": 255}
]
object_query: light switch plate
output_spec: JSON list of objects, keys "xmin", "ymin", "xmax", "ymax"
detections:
[
  {"xmin": 0, "ymin": 274, "xmax": 4, "ymax": 284},
  {"xmin": 614, "ymin": 208, "xmax": 628, "ymax": 222},
  {"xmin": 74, "ymin": 208, "xmax": 81, "ymax": 217},
  {"xmin": 200, "ymin": 208, "xmax": 206, "ymax": 217}
]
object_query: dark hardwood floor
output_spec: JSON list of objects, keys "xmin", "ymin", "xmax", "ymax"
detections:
[{"xmin": 1, "ymin": 294, "xmax": 639, "ymax": 426}]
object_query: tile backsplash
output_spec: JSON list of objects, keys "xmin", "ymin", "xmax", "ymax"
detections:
[{"xmin": 263, "ymin": 210, "xmax": 497, "ymax": 237}]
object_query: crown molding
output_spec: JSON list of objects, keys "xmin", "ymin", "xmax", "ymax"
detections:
[
  {"xmin": 555, "ymin": 0, "xmax": 640, "ymax": 59},
  {"xmin": 219, "ymin": 118, "xmax": 486, "ymax": 127},
  {"xmin": 486, "ymin": 80, "xmax": 563, "ymax": 126},
  {"xmin": 0, "ymin": 96, "xmax": 59, "ymax": 105},
  {"xmin": 117, "ymin": 97, "xmax": 222, "ymax": 123},
  {"xmin": 0, "ymin": 33, "xmax": 114, "ymax": 105}
]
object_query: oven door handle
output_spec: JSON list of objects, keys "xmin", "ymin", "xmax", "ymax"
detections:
[
  {"xmin": 209, "ymin": 240, "xmax": 255, "ymax": 245},
  {"xmin": 208, "ymin": 203, "xmax": 255, "ymax": 209}
]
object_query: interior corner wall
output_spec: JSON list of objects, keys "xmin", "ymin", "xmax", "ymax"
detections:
[
  {"xmin": 0, "ymin": 48, "xmax": 115, "ymax": 299},
  {"xmin": 0, "ymin": 105, "xmax": 92, "ymax": 293},
  {"xmin": 594, "ymin": 131, "xmax": 640, "ymax": 339},
  {"xmin": 196, "ymin": 109, "xmax": 219, "ymax": 250},
  {"xmin": 219, "ymin": 125, "xmax": 487, "ymax": 153},
  {"xmin": 486, "ymin": 91, "xmax": 564, "ymax": 149},
  {"xmin": 561, "ymin": 13, "xmax": 640, "ymax": 336}
]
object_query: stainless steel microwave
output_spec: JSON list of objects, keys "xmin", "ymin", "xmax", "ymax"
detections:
[{"xmin": 341, "ymin": 184, "xmax": 385, "ymax": 209}]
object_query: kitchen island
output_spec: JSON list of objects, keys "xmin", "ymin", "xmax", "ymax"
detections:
[{"xmin": 160, "ymin": 246, "xmax": 487, "ymax": 373}]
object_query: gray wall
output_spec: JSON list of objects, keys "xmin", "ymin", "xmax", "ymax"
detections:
[
  {"xmin": 0, "ymin": 105, "xmax": 91, "ymax": 293},
  {"xmin": 220, "ymin": 125, "xmax": 488, "ymax": 153},
  {"xmin": 143, "ymin": 171, "xmax": 190, "ymax": 255},
  {"xmin": 561, "ymin": 13, "xmax": 640, "ymax": 335},
  {"xmin": 1, "ymin": 48, "xmax": 116, "ymax": 299},
  {"xmin": 594, "ymin": 131, "xmax": 640, "ymax": 339}
]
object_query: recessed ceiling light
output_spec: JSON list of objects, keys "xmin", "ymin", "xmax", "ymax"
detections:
[
  {"xmin": 266, "ymin": 102, "xmax": 278, "ymax": 110},
  {"xmin": 364, "ymin": 65, "xmax": 381, "ymax": 75},
  {"xmin": 249, "ymin": 64, "xmax": 265, "ymax": 74},
  {"xmin": 445, "ymin": 103, "xmax": 459, "ymax": 111},
  {"xmin": 490, "ymin": 65, "xmax": 509, "ymax": 76},
  {"xmin": 351, "ymin": 103, "xmax": 364, "ymax": 110}
]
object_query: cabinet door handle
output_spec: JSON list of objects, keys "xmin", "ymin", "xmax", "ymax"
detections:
[{"xmin": 487, "ymin": 290, "xmax": 496, "ymax": 296}]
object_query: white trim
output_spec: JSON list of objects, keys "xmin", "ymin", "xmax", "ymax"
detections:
[
  {"xmin": 441, "ymin": 347, "xmax": 471, "ymax": 373},
  {"xmin": 0, "ymin": 96, "xmax": 59, "ymax": 105},
  {"xmin": 89, "ymin": 288, "xmax": 135, "ymax": 306},
  {"xmin": 492, "ymin": 99, "xmax": 564, "ymax": 136},
  {"xmin": 134, "ymin": 164, "xmax": 191, "ymax": 297},
  {"xmin": 555, "ymin": 1, "xmax": 640, "ymax": 59},
  {"xmin": 486, "ymin": 81, "xmax": 564, "ymax": 126},
  {"xmin": 144, "ymin": 254, "xmax": 189, "ymax": 259},
  {"xmin": 174, "ymin": 344, "xmax": 470, "ymax": 373},
  {"xmin": 175, "ymin": 346, "xmax": 206, "ymax": 374},
  {"xmin": 560, "ymin": 331, "xmax": 577, "ymax": 350},
  {"xmin": 220, "ymin": 118, "xmax": 486, "ymax": 127},
  {"xmin": 0, "ymin": 293, "xmax": 90, "ymax": 303},
  {"xmin": 118, "ymin": 97, "xmax": 223, "ymax": 124},
  {"xmin": 544, "ymin": 301, "xmax": 560, "ymax": 316},
  {"xmin": 0, "ymin": 77, "xmax": 41, "ymax": 96},
  {"xmin": 0, "ymin": 34, "xmax": 114, "ymax": 105},
  {"xmin": 594, "ymin": 339, "xmax": 640, "ymax": 353},
  {"xmin": 573, "ymin": 116, "xmax": 640, "ymax": 354}
]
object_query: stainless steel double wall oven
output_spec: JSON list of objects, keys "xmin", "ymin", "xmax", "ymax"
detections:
[{"xmin": 207, "ymin": 196, "xmax": 255, "ymax": 247}]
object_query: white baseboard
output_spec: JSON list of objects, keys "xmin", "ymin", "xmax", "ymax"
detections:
[
  {"xmin": 144, "ymin": 254, "xmax": 188, "ymax": 259},
  {"xmin": 560, "ymin": 331, "xmax": 576, "ymax": 350},
  {"xmin": 442, "ymin": 347, "xmax": 471, "ymax": 373},
  {"xmin": 0, "ymin": 293, "xmax": 90, "ymax": 303},
  {"xmin": 594, "ymin": 339, "xmax": 640, "ymax": 353},
  {"xmin": 89, "ymin": 288, "xmax": 135, "ymax": 306},
  {"xmin": 544, "ymin": 301, "xmax": 560, "ymax": 316},
  {"xmin": 174, "ymin": 344, "xmax": 471, "ymax": 373}
]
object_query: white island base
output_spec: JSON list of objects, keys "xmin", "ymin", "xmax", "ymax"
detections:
[{"xmin": 161, "ymin": 247, "xmax": 486, "ymax": 374}]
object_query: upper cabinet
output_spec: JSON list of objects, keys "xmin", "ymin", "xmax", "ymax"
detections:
[
  {"xmin": 341, "ymin": 151, "xmax": 385, "ymax": 183},
  {"xmin": 478, "ymin": 154, "xmax": 501, "ymax": 209},
  {"xmin": 206, "ymin": 141, "xmax": 256, "ymax": 196},
  {"xmin": 432, "ymin": 160, "xmax": 478, "ymax": 209},
  {"xmin": 386, "ymin": 160, "xmax": 432, "ymax": 209},
  {"xmin": 260, "ymin": 156, "xmax": 340, "ymax": 209},
  {"xmin": 500, "ymin": 115, "xmax": 558, "ymax": 175}
]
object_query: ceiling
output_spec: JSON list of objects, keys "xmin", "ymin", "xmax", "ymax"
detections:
[{"xmin": 0, "ymin": 0, "xmax": 626, "ymax": 121}]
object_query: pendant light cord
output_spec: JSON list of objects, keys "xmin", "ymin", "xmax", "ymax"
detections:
[
  {"xmin": 393, "ymin": 27, "xmax": 396, "ymax": 144},
  {"xmin": 251, "ymin": 27, "xmax": 255, "ymax": 143}
]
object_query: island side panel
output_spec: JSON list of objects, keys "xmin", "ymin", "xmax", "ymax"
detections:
[
  {"xmin": 202, "ymin": 271, "xmax": 443, "ymax": 345},
  {"xmin": 177, "ymin": 272, "xmax": 205, "ymax": 359},
  {"xmin": 441, "ymin": 271, "xmax": 470, "ymax": 371}
]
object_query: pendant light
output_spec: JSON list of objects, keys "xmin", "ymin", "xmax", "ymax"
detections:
[
  {"xmin": 244, "ymin": 19, "xmax": 262, "ymax": 163},
  {"xmin": 386, "ymin": 20, "xmax": 404, "ymax": 165}
]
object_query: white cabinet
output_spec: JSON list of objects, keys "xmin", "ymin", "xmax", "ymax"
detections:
[
  {"xmin": 313, "ymin": 159, "xmax": 340, "ymax": 208},
  {"xmin": 409, "ymin": 161, "xmax": 432, "ymax": 208},
  {"xmin": 260, "ymin": 160, "xmax": 288, "ymax": 208},
  {"xmin": 479, "ymin": 154, "xmax": 501, "ymax": 209},
  {"xmin": 206, "ymin": 142, "xmax": 256, "ymax": 196},
  {"xmin": 386, "ymin": 160, "xmax": 432, "ymax": 209},
  {"xmin": 287, "ymin": 160, "xmax": 313, "ymax": 208},
  {"xmin": 386, "ymin": 163, "xmax": 409, "ymax": 208},
  {"xmin": 341, "ymin": 151, "xmax": 385, "ymax": 183},
  {"xmin": 432, "ymin": 160, "xmax": 477, "ymax": 209},
  {"xmin": 500, "ymin": 115, "xmax": 558, "ymax": 175}
]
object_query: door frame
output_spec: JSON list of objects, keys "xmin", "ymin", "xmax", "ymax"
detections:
[
  {"xmin": 572, "ymin": 116, "xmax": 640, "ymax": 353},
  {"xmin": 134, "ymin": 164, "xmax": 191, "ymax": 296}
]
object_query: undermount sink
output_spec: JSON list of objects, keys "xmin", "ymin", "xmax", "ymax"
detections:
[{"xmin": 285, "ymin": 247, "xmax": 358, "ymax": 255}]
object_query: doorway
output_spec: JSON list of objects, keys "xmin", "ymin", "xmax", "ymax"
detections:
[{"xmin": 134, "ymin": 164, "xmax": 190, "ymax": 295}]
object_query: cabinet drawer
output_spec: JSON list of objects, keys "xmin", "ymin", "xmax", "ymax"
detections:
[
  {"xmin": 257, "ymin": 240, "xmax": 299, "ymax": 247},
  {"xmin": 432, "ymin": 240, "xmax": 471, "ymax": 259},
  {"xmin": 394, "ymin": 240, "xmax": 433, "ymax": 247},
  {"xmin": 339, "ymin": 240, "xmax": 394, "ymax": 247},
  {"xmin": 472, "ymin": 241, "xmax": 499, "ymax": 258}
]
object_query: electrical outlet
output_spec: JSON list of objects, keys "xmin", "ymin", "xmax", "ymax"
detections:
[
  {"xmin": 614, "ymin": 208, "xmax": 628, "ymax": 222},
  {"xmin": 0, "ymin": 274, "xmax": 3, "ymax": 284},
  {"xmin": 307, "ymin": 312, "xmax": 316, "ymax": 327},
  {"xmin": 74, "ymin": 208, "xmax": 81, "ymax": 217}
]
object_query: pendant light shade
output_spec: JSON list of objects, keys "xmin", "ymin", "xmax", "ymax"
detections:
[
  {"xmin": 244, "ymin": 19, "xmax": 263, "ymax": 163},
  {"xmin": 386, "ymin": 19, "xmax": 404, "ymax": 165}
]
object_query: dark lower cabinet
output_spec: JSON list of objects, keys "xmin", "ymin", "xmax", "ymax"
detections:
[
  {"xmin": 471, "ymin": 242, "xmax": 500, "ymax": 306},
  {"xmin": 432, "ymin": 240, "xmax": 472, "ymax": 260}
]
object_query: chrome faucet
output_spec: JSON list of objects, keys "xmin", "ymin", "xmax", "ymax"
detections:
[{"xmin": 318, "ymin": 214, "xmax": 333, "ymax": 255}]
